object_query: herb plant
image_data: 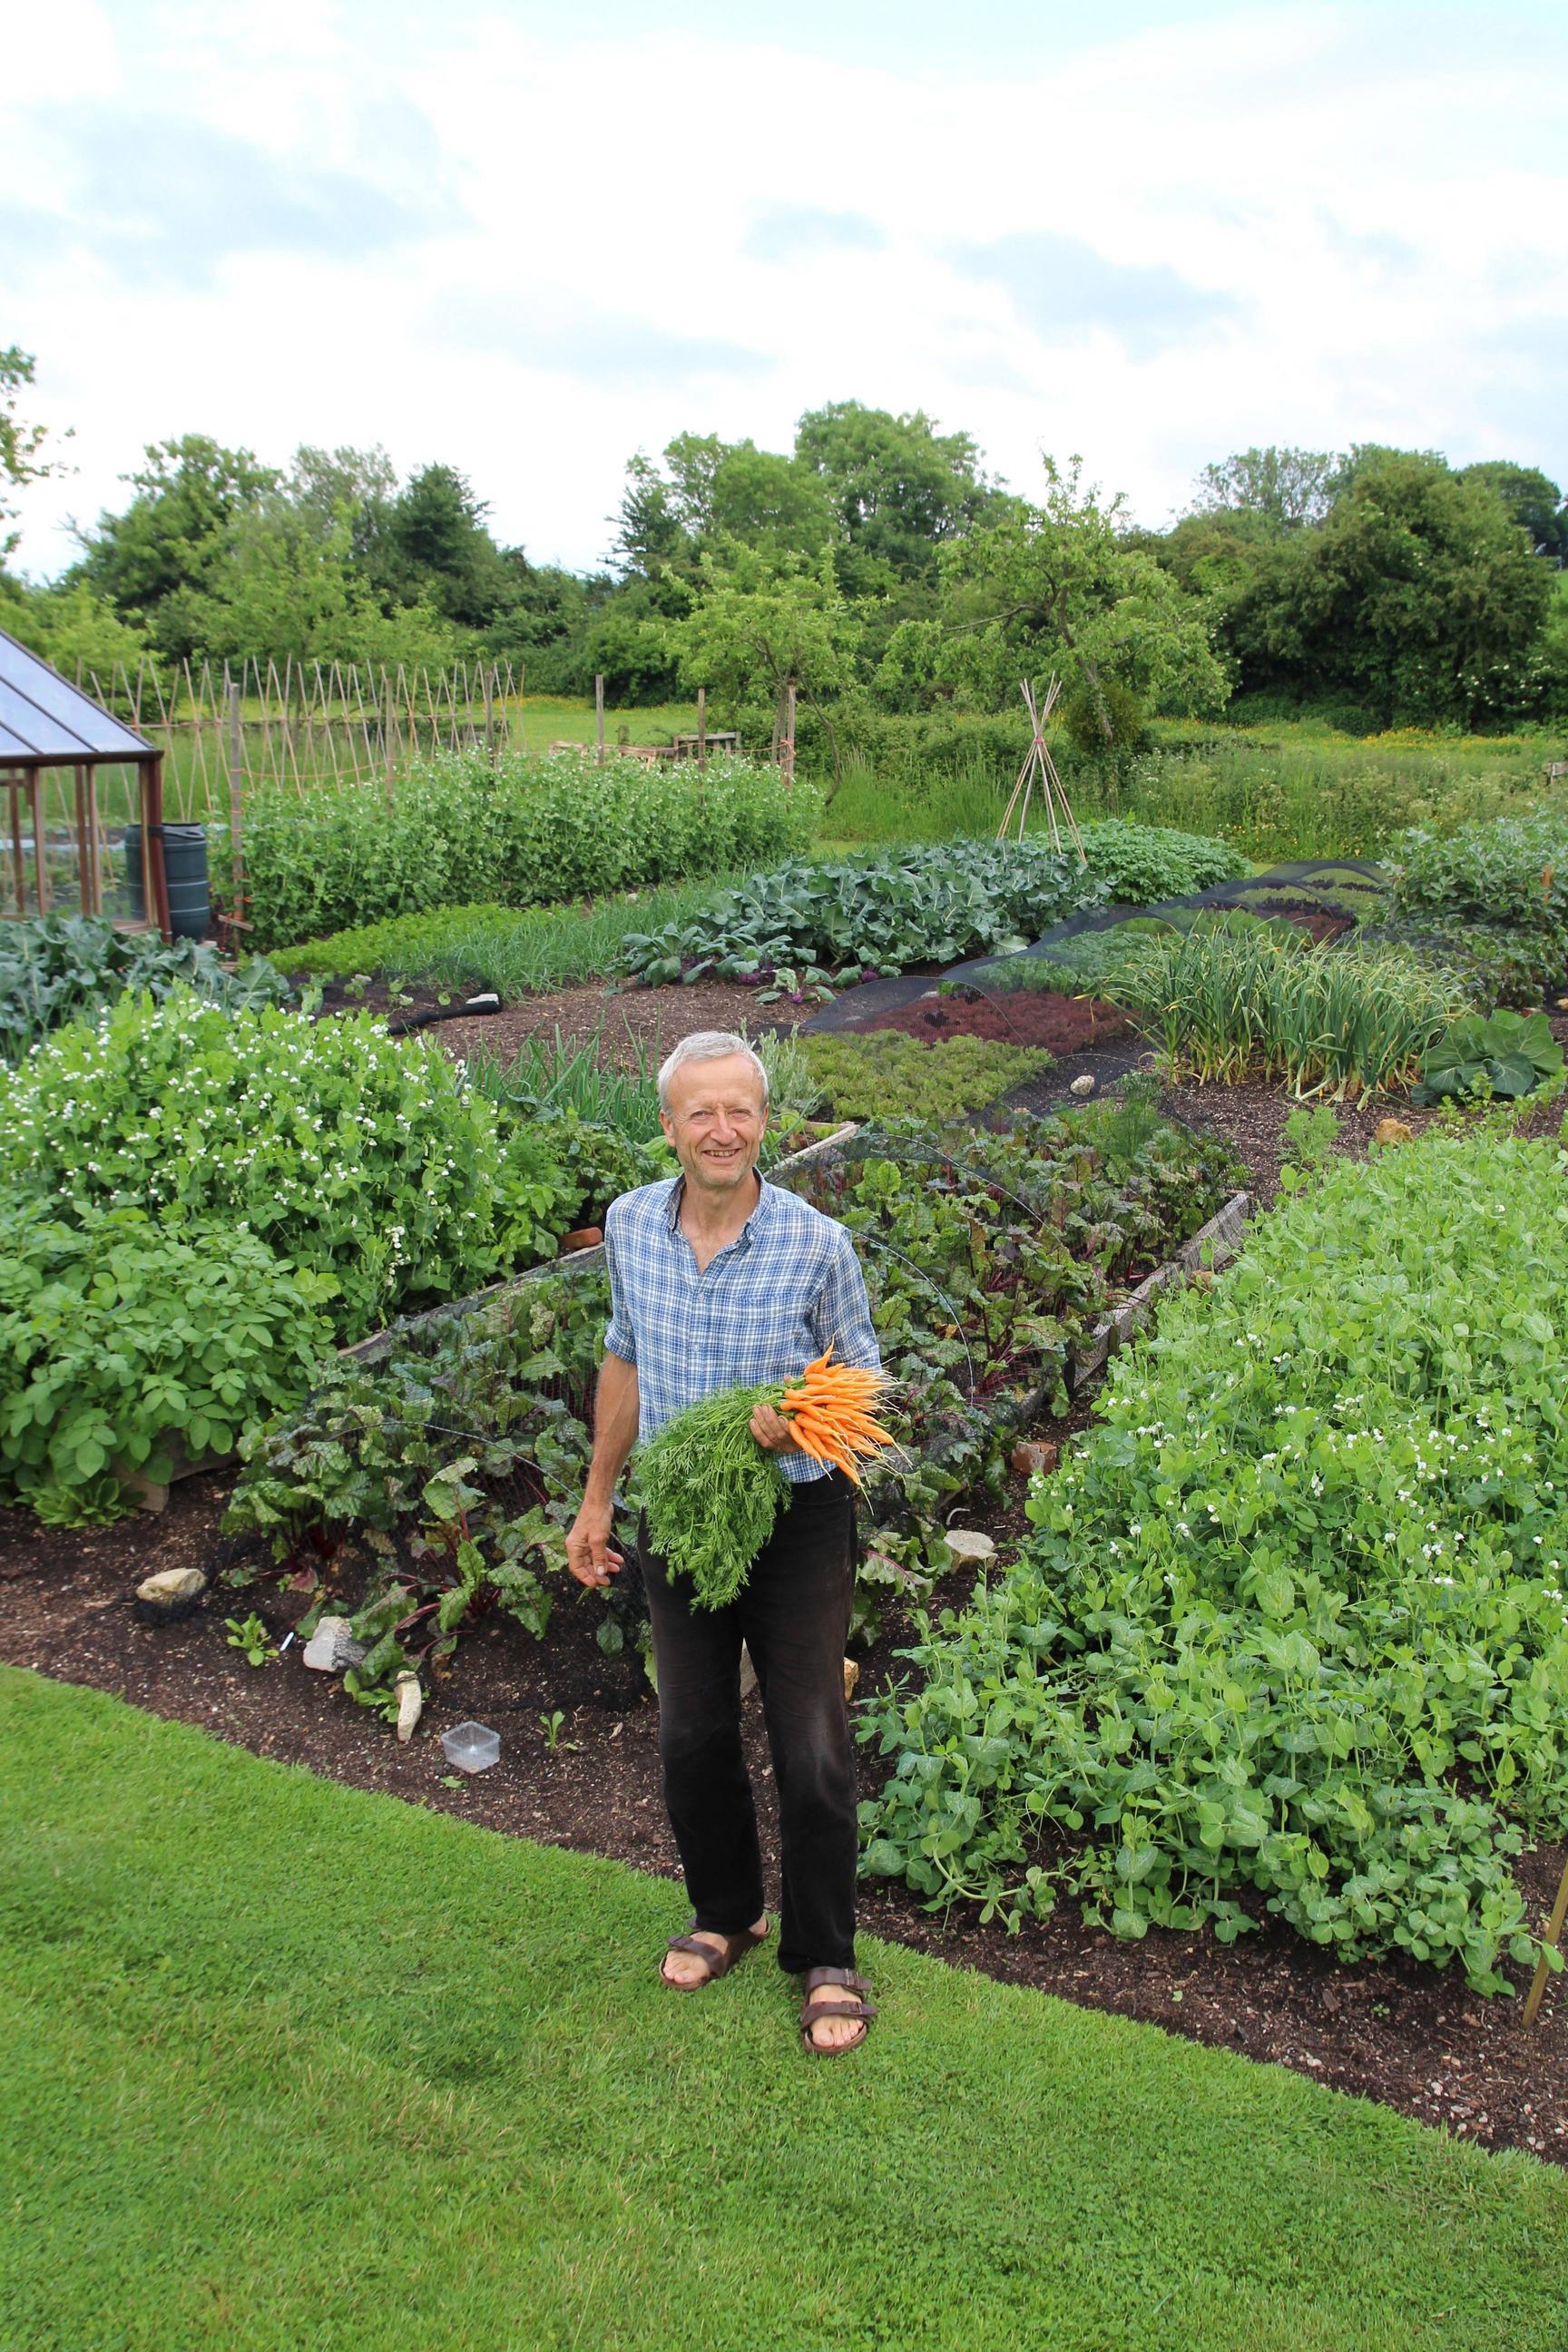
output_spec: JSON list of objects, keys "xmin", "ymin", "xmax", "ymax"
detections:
[{"xmin": 797, "ymin": 1032, "xmax": 1052, "ymax": 1122}]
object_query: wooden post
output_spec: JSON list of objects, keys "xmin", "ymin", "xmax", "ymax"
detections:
[
  {"xmin": 86, "ymin": 768, "xmax": 103, "ymax": 916},
  {"xmin": 74, "ymin": 764, "xmax": 91, "ymax": 915},
  {"xmin": 697, "ymin": 685, "xmax": 706, "ymax": 774},
  {"xmin": 383, "ymin": 668, "xmax": 396, "ymax": 797},
  {"xmin": 227, "ymin": 680, "xmax": 244, "ymax": 906},
  {"xmin": 783, "ymin": 679, "xmax": 797, "ymax": 788},
  {"xmin": 29, "ymin": 771, "xmax": 50, "ymax": 913},
  {"xmin": 595, "ymin": 673, "xmax": 606, "ymax": 767},
  {"xmin": 1524, "ymin": 1854, "xmax": 1568, "ymax": 2026},
  {"xmin": 144, "ymin": 755, "xmax": 172, "ymax": 941},
  {"xmin": 7, "ymin": 779, "xmax": 25, "ymax": 916}
]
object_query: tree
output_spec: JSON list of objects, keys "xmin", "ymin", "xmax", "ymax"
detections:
[
  {"xmin": 905, "ymin": 456, "xmax": 1230, "ymax": 727},
  {"xmin": 1457, "ymin": 461, "xmax": 1567, "ymax": 566},
  {"xmin": 795, "ymin": 399, "xmax": 1004, "ymax": 590},
  {"xmin": 665, "ymin": 546, "xmax": 860, "ymax": 783},
  {"xmin": 177, "ymin": 498, "xmax": 457, "ymax": 669},
  {"xmin": 1192, "ymin": 446, "xmax": 1341, "ymax": 530},
  {"xmin": 1, "ymin": 346, "xmax": 72, "ymax": 561},
  {"xmin": 1290, "ymin": 449, "xmax": 1553, "ymax": 724},
  {"xmin": 381, "ymin": 463, "xmax": 511, "ymax": 626},
  {"xmin": 289, "ymin": 443, "xmax": 397, "ymax": 572},
  {"xmin": 73, "ymin": 434, "xmax": 279, "ymax": 649},
  {"xmin": 611, "ymin": 433, "xmax": 830, "ymax": 578}
]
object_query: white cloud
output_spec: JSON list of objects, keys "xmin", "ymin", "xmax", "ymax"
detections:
[{"xmin": 3, "ymin": 2, "xmax": 1565, "ymax": 576}]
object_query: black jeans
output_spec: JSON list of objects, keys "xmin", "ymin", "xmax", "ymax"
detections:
[{"xmin": 639, "ymin": 1467, "xmax": 858, "ymax": 1975}]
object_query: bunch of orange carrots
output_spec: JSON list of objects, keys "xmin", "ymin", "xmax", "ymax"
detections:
[{"xmin": 776, "ymin": 1347, "xmax": 899, "ymax": 1485}]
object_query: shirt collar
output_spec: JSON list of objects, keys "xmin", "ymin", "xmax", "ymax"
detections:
[{"xmin": 664, "ymin": 1169, "xmax": 771, "ymax": 1242}]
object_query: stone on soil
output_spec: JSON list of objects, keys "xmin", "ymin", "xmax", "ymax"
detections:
[
  {"xmin": 135, "ymin": 1567, "xmax": 206, "ymax": 1604},
  {"xmin": 945, "ymin": 1529, "xmax": 996, "ymax": 1566},
  {"xmin": 1010, "ymin": 1440, "xmax": 1060, "ymax": 1479},
  {"xmin": 303, "ymin": 1615, "xmax": 368, "ymax": 1672}
]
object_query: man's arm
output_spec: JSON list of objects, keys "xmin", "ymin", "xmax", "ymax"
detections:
[
  {"xmin": 813, "ymin": 1230, "xmax": 881, "ymax": 1370},
  {"xmin": 565, "ymin": 1349, "xmax": 639, "ymax": 1587}
]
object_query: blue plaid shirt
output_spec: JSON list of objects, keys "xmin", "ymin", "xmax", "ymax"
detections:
[{"xmin": 603, "ymin": 1171, "xmax": 881, "ymax": 1484}]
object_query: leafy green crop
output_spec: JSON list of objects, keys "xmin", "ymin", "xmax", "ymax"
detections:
[
  {"xmin": 1388, "ymin": 809, "xmax": 1568, "ymax": 1001},
  {"xmin": 0, "ymin": 913, "xmax": 291, "ymax": 1063},
  {"xmin": 224, "ymin": 1274, "xmax": 606, "ymax": 1691},
  {"xmin": 0, "ymin": 1205, "xmax": 334, "ymax": 1523},
  {"xmin": 1072, "ymin": 818, "xmax": 1246, "ymax": 903},
  {"xmin": 798, "ymin": 1031, "xmax": 1051, "ymax": 1121},
  {"xmin": 221, "ymin": 1096, "xmax": 1241, "ymax": 1678},
  {"xmin": 1415, "ymin": 1008, "xmax": 1565, "ymax": 1103},
  {"xmin": 860, "ymin": 1130, "xmax": 1568, "ymax": 1990}
]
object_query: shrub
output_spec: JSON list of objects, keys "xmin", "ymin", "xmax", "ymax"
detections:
[
  {"xmin": 0, "ymin": 988, "xmax": 534, "ymax": 1342},
  {"xmin": 860, "ymin": 1131, "xmax": 1568, "ymax": 1989},
  {"xmin": 0, "ymin": 1205, "xmax": 334, "ymax": 1524},
  {"xmin": 220, "ymin": 750, "xmax": 818, "ymax": 950}
]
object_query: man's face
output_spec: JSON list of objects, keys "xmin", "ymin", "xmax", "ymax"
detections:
[{"xmin": 661, "ymin": 1053, "xmax": 769, "ymax": 1196}]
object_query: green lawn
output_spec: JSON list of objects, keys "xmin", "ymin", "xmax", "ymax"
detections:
[{"xmin": 3, "ymin": 1664, "xmax": 1564, "ymax": 2352}]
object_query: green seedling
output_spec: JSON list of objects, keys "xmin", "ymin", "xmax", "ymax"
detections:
[{"xmin": 223, "ymin": 1613, "xmax": 278, "ymax": 1667}]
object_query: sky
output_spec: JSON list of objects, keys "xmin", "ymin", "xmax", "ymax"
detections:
[{"xmin": 4, "ymin": 0, "xmax": 1565, "ymax": 579}]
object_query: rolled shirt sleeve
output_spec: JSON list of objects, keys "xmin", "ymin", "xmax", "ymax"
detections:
[
  {"xmin": 602, "ymin": 1202, "xmax": 638, "ymax": 1365},
  {"xmin": 810, "ymin": 1228, "xmax": 881, "ymax": 1372}
]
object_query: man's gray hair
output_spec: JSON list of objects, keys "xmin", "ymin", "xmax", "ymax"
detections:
[{"xmin": 657, "ymin": 1031, "xmax": 769, "ymax": 1113}]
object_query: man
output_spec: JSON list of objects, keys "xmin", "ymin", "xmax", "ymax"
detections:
[{"xmin": 565, "ymin": 1031, "xmax": 881, "ymax": 2057}]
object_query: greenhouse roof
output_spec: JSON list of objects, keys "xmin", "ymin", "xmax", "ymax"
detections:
[{"xmin": 0, "ymin": 627, "xmax": 154, "ymax": 767}]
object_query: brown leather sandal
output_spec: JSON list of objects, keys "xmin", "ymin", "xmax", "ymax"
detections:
[
  {"xmin": 799, "ymin": 1965, "xmax": 878, "ymax": 2055},
  {"xmin": 660, "ymin": 1920, "xmax": 769, "ymax": 1989}
]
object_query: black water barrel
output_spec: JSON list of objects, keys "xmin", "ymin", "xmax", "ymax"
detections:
[{"xmin": 122, "ymin": 824, "xmax": 211, "ymax": 940}]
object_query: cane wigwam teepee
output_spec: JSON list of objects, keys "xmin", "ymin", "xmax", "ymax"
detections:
[{"xmin": 995, "ymin": 676, "xmax": 1084, "ymax": 861}]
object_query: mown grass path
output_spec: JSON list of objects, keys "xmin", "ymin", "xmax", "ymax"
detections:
[{"xmin": 2, "ymin": 1663, "xmax": 1564, "ymax": 2352}]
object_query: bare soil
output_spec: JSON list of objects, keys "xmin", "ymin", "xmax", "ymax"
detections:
[{"xmin": 7, "ymin": 981, "xmax": 1568, "ymax": 2162}]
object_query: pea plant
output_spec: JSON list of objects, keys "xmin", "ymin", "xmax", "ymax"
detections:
[
  {"xmin": 0, "ymin": 986, "xmax": 538, "ymax": 1343},
  {"xmin": 859, "ymin": 1129, "xmax": 1568, "ymax": 1991}
]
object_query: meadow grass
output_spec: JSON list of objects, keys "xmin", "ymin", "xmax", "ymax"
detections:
[
  {"xmin": 823, "ymin": 727, "xmax": 1566, "ymax": 863},
  {"xmin": 3, "ymin": 1664, "xmax": 1565, "ymax": 2352}
]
